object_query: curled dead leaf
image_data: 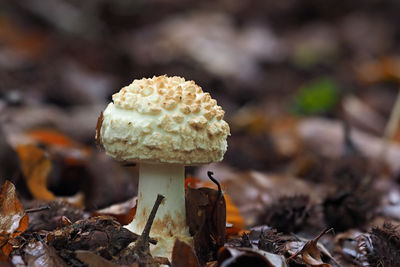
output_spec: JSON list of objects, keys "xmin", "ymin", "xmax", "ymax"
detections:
[
  {"xmin": 185, "ymin": 176, "xmax": 244, "ymax": 236},
  {"xmin": 93, "ymin": 196, "xmax": 137, "ymax": 226},
  {"xmin": 75, "ymin": 250, "xmax": 120, "ymax": 267},
  {"xmin": 23, "ymin": 241, "xmax": 68, "ymax": 267},
  {"xmin": 186, "ymin": 185, "xmax": 226, "ymax": 264},
  {"xmin": 287, "ymin": 228, "xmax": 334, "ymax": 267},
  {"xmin": 172, "ymin": 239, "xmax": 200, "ymax": 267}
]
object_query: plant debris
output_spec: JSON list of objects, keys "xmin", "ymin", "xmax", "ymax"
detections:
[
  {"xmin": 258, "ymin": 195, "xmax": 320, "ymax": 234},
  {"xmin": 363, "ymin": 222, "xmax": 400, "ymax": 266},
  {"xmin": 0, "ymin": 181, "xmax": 29, "ymax": 261},
  {"xmin": 46, "ymin": 216, "xmax": 138, "ymax": 265},
  {"xmin": 117, "ymin": 194, "xmax": 165, "ymax": 266},
  {"xmin": 2, "ymin": 1, "xmax": 400, "ymax": 266}
]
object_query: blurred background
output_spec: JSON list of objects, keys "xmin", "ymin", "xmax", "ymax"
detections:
[{"xmin": 1, "ymin": 0, "xmax": 400, "ymax": 225}]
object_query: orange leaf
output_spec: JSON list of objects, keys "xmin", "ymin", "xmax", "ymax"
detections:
[
  {"xmin": 26, "ymin": 129, "xmax": 76, "ymax": 148},
  {"xmin": 26, "ymin": 129, "xmax": 91, "ymax": 166},
  {"xmin": 225, "ymin": 194, "xmax": 245, "ymax": 234},
  {"xmin": 0, "ymin": 17, "xmax": 50, "ymax": 60},
  {"xmin": 93, "ymin": 197, "xmax": 137, "ymax": 226},
  {"xmin": 15, "ymin": 144, "xmax": 55, "ymax": 200}
]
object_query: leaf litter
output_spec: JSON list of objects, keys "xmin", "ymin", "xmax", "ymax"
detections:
[{"xmin": 2, "ymin": 1, "xmax": 400, "ymax": 266}]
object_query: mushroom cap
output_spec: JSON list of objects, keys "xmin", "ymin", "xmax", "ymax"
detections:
[{"xmin": 99, "ymin": 75, "xmax": 230, "ymax": 164}]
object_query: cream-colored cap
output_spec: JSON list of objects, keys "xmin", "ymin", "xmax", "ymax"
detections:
[{"xmin": 98, "ymin": 75, "xmax": 230, "ymax": 164}]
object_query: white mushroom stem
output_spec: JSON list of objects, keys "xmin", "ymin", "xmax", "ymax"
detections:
[{"xmin": 125, "ymin": 162, "xmax": 192, "ymax": 258}]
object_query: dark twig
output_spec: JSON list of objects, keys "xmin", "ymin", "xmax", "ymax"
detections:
[
  {"xmin": 133, "ymin": 194, "xmax": 165, "ymax": 253},
  {"xmin": 25, "ymin": 205, "xmax": 50, "ymax": 213},
  {"xmin": 207, "ymin": 171, "xmax": 222, "ymax": 198},
  {"xmin": 122, "ymin": 163, "xmax": 137, "ymax": 167},
  {"xmin": 207, "ymin": 171, "xmax": 223, "ymax": 234}
]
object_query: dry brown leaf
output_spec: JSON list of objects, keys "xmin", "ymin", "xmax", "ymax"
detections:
[
  {"xmin": 196, "ymin": 165, "xmax": 320, "ymax": 227},
  {"xmin": 185, "ymin": 176, "xmax": 244, "ymax": 235},
  {"xmin": 0, "ymin": 181, "xmax": 29, "ymax": 237},
  {"xmin": 171, "ymin": 239, "xmax": 200, "ymax": 267},
  {"xmin": 75, "ymin": 250, "xmax": 120, "ymax": 267},
  {"xmin": 93, "ymin": 197, "xmax": 137, "ymax": 226},
  {"xmin": 23, "ymin": 241, "xmax": 68, "ymax": 267},
  {"xmin": 185, "ymin": 185, "xmax": 226, "ymax": 265},
  {"xmin": 0, "ymin": 181, "xmax": 29, "ymax": 261},
  {"xmin": 15, "ymin": 144, "xmax": 54, "ymax": 200},
  {"xmin": 287, "ymin": 228, "xmax": 332, "ymax": 267}
]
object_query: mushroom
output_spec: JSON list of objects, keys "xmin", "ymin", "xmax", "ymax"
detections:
[{"xmin": 97, "ymin": 75, "xmax": 230, "ymax": 258}]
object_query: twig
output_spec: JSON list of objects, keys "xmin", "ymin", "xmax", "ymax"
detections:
[
  {"xmin": 133, "ymin": 194, "xmax": 165, "ymax": 253},
  {"xmin": 25, "ymin": 205, "xmax": 50, "ymax": 213},
  {"xmin": 122, "ymin": 163, "xmax": 137, "ymax": 167},
  {"xmin": 207, "ymin": 171, "xmax": 222, "ymax": 198},
  {"xmin": 207, "ymin": 171, "xmax": 224, "ymax": 239}
]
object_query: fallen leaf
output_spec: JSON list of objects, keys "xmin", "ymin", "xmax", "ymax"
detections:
[
  {"xmin": 27, "ymin": 129, "xmax": 77, "ymax": 148},
  {"xmin": 287, "ymin": 228, "xmax": 332, "ymax": 267},
  {"xmin": 0, "ymin": 181, "xmax": 29, "ymax": 261},
  {"xmin": 356, "ymin": 56, "xmax": 400, "ymax": 84},
  {"xmin": 47, "ymin": 216, "xmax": 138, "ymax": 265},
  {"xmin": 75, "ymin": 250, "xmax": 120, "ymax": 267},
  {"xmin": 186, "ymin": 185, "xmax": 226, "ymax": 264},
  {"xmin": 0, "ymin": 181, "xmax": 28, "ymax": 235},
  {"xmin": 334, "ymin": 229, "xmax": 366, "ymax": 265},
  {"xmin": 0, "ymin": 17, "xmax": 50, "ymax": 60},
  {"xmin": 291, "ymin": 77, "xmax": 339, "ymax": 116},
  {"xmin": 218, "ymin": 247, "xmax": 287, "ymax": 267},
  {"xmin": 171, "ymin": 239, "xmax": 200, "ymax": 267},
  {"xmin": 23, "ymin": 241, "xmax": 68, "ymax": 267},
  {"xmin": 26, "ymin": 128, "xmax": 91, "ymax": 166},
  {"xmin": 93, "ymin": 196, "xmax": 137, "ymax": 226},
  {"xmin": 27, "ymin": 200, "xmax": 87, "ymax": 232},
  {"xmin": 195, "ymin": 166, "xmax": 320, "ymax": 227},
  {"xmin": 15, "ymin": 144, "xmax": 54, "ymax": 200},
  {"xmin": 185, "ymin": 176, "xmax": 244, "ymax": 235}
]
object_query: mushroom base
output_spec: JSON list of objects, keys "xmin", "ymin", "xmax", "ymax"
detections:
[{"xmin": 125, "ymin": 163, "xmax": 192, "ymax": 258}]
